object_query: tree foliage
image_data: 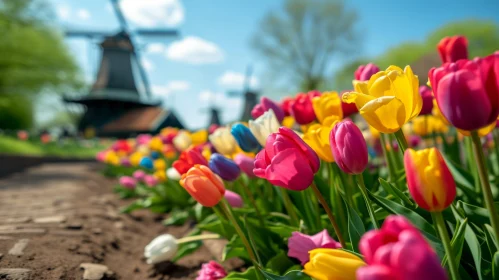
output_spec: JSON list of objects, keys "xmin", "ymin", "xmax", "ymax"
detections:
[{"xmin": 252, "ymin": 0, "xmax": 359, "ymax": 92}]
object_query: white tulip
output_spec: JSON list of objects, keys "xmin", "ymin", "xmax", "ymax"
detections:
[
  {"xmin": 173, "ymin": 131, "xmax": 192, "ymax": 152},
  {"xmin": 166, "ymin": 167, "xmax": 181, "ymax": 181},
  {"xmin": 208, "ymin": 127, "xmax": 238, "ymax": 155},
  {"xmin": 249, "ymin": 109, "xmax": 281, "ymax": 146},
  {"xmin": 144, "ymin": 234, "xmax": 178, "ymax": 264}
]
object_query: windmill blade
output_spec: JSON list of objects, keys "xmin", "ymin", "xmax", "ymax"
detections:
[
  {"xmin": 135, "ymin": 29, "xmax": 179, "ymax": 37},
  {"xmin": 110, "ymin": 0, "xmax": 129, "ymax": 32},
  {"xmin": 65, "ymin": 30, "xmax": 112, "ymax": 38}
]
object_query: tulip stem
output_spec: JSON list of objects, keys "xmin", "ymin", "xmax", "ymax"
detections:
[
  {"xmin": 310, "ymin": 182, "xmax": 346, "ymax": 248},
  {"xmin": 431, "ymin": 211, "xmax": 460, "ymax": 280},
  {"xmin": 278, "ymin": 188, "xmax": 300, "ymax": 227},
  {"xmin": 238, "ymin": 179, "xmax": 265, "ymax": 227},
  {"xmin": 380, "ymin": 134, "xmax": 398, "ymax": 184},
  {"xmin": 177, "ymin": 234, "xmax": 221, "ymax": 244},
  {"xmin": 355, "ymin": 174, "xmax": 380, "ymax": 229},
  {"xmin": 470, "ymin": 131, "xmax": 499, "ymax": 243},
  {"xmin": 219, "ymin": 199, "xmax": 260, "ymax": 268},
  {"xmin": 394, "ymin": 129, "xmax": 409, "ymax": 153}
]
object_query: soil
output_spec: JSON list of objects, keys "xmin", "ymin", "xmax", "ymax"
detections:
[{"xmin": 0, "ymin": 162, "xmax": 226, "ymax": 280}]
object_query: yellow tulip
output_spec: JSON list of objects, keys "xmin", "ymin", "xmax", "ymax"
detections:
[
  {"xmin": 129, "ymin": 152, "xmax": 143, "ymax": 166},
  {"xmin": 154, "ymin": 159, "xmax": 166, "ymax": 171},
  {"xmin": 202, "ymin": 146, "xmax": 212, "ymax": 161},
  {"xmin": 154, "ymin": 170, "xmax": 167, "ymax": 182},
  {"xmin": 302, "ymin": 116, "xmax": 340, "ymax": 162},
  {"xmin": 458, "ymin": 121, "xmax": 495, "ymax": 137},
  {"xmin": 137, "ymin": 144, "xmax": 150, "ymax": 155},
  {"xmin": 209, "ymin": 127, "xmax": 238, "ymax": 156},
  {"xmin": 282, "ymin": 116, "xmax": 296, "ymax": 129},
  {"xmin": 431, "ymin": 99, "xmax": 450, "ymax": 126},
  {"xmin": 303, "ymin": 248, "xmax": 365, "ymax": 280},
  {"xmin": 149, "ymin": 136, "xmax": 163, "ymax": 151},
  {"xmin": 312, "ymin": 91, "xmax": 343, "ymax": 124},
  {"xmin": 343, "ymin": 65, "xmax": 422, "ymax": 133},
  {"xmin": 191, "ymin": 129, "xmax": 208, "ymax": 145},
  {"xmin": 160, "ymin": 127, "xmax": 179, "ymax": 136},
  {"xmin": 104, "ymin": 151, "xmax": 120, "ymax": 166},
  {"xmin": 368, "ymin": 125, "xmax": 380, "ymax": 139}
]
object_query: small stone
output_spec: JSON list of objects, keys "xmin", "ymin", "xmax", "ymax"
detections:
[
  {"xmin": 80, "ymin": 263, "xmax": 114, "ymax": 280},
  {"xmin": 8, "ymin": 239, "xmax": 29, "ymax": 256},
  {"xmin": 92, "ymin": 228, "xmax": 102, "ymax": 235},
  {"xmin": 33, "ymin": 216, "xmax": 66, "ymax": 224},
  {"xmin": 65, "ymin": 223, "xmax": 83, "ymax": 230},
  {"xmin": 0, "ymin": 268, "xmax": 32, "ymax": 280},
  {"xmin": 113, "ymin": 221, "xmax": 125, "ymax": 230}
]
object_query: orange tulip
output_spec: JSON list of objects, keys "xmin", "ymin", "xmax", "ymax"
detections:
[{"xmin": 180, "ymin": 165, "xmax": 225, "ymax": 207}]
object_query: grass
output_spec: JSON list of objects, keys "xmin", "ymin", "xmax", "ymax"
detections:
[{"xmin": 0, "ymin": 135, "xmax": 108, "ymax": 158}]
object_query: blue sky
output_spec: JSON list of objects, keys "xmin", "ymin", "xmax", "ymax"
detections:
[{"xmin": 47, "ymin": 0, "xmax": 499, "ymax": 129}]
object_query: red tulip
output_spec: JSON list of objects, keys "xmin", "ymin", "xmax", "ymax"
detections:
[
  {"xmin": 172, "ymin": 147, "xmax": 208, "ymax": 175},
  {"xmin": 254, "ymin": 127, "xmax": 320, "ymax": 191},
  {"xmin": 281, "ymin": 97, "xmax": 294, "ymax": 117},
  {"xmin": 354, "ymin": 63, "xmax": 380, "ymax": 81},
  {"xmin": 290, "ymin": 91, "xmax": 321, "ymax": 125},
  {"xmin": 429, "ymin": 54, "xmax": 499, "ymax": 131},
  {"xmin": 437, "ymin": 36, "xmax": 468, "ymax": 64}
]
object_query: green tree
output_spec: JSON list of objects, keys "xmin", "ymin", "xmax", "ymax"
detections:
[
  {"xmin": 0, "ymin": 0, "xmax": 82, "ymax": 129},
  {"xmin": 252, "ymin": 0, "xmax": 360, "ymax": 92}
]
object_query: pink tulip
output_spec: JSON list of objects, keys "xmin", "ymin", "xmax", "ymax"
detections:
[
  {"xmin": 196, "ymin": 261, "xmax": 227, "ymax": 280},
  {"xmin": 143, "ymin": 175, "xmax": 158, "ymax": 187},
  {"xmin": 136, "ymin": 134, "xmax": 152, "ymax": 145},
  {"xmin": 354, "ymin": 63, "xmax": 380, "ymax": 81},
  {"xmin": 290, "ymin": 91, "xmax": 321, "ymax": 125},
  {"xmin": 119, "ymin": 176, "xmax": 137, "ymax": 189},
  {"xmin": 120, "ymin": 157, "xmax": 131, "ymax": 167},
  {"xmin": 287, "ymin": 229, "xmax": 341, "ymax": 265},
  {"xmin": 251, "ymin": 97, "xmax": 285, "ymax": 122},
  {"xmin": 357, "ymin": 215, "xmax": 447, "ymax": 280},
  {"xmin": 224, "ymin": 190, "xmax": 243, "ymax": 208},
  {"xmin": 96, "ymin": 151, "xmax": 107, "ymax": 162},
  {"xmin": 254, "ymin": 127, "xmax": 320, "ymax": 191},
  {"xmin": 330, "ymin": 120, "xmax": 368, "ymax": 174},
  {"xmin": 233, "ymin": 154, "xmax": 256, "ymax": 178},
  {"xmin": 419, "ymin": 85, "xmax": 434, "ymax": 115},
  {"xmin": 133, "ymin": 170, "xmax": 146, "ymax": 181}
]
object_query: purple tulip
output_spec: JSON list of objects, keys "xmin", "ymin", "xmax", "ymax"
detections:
[
  {"xmin": 330, "ymin": 120, "xmax": 368, "ymax": 174},
  {"xmin": 287, "ymin": 229, "xmax": 341, "ymax": 265},
  {"xmin": 209, "ymin": 153, "xmax": 240, "ymax": 181},
  {"xmin": 251, "ymin": 97, "xmax": 285, "ymax": 122},
  {"xmin": 233, "ymin": 154, "xmax": 256, "ymax": 178},
  {"xmin": 224, "ymin": 190, "xmax": 243, "ymax": 208}
]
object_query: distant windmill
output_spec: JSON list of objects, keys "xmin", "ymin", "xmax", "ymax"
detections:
[
  {"xmin": 63, "ymin": 0, "xmax": 184, "ymax": 138},
  {"xmin": 227, "ymin": 66, "xmax": 259, "ymax": 122}
]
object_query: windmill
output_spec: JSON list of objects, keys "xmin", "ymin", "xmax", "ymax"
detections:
[
  {"xmin": 63, "ymin": 0, "xmax": 184, "ymax": 138},
  {"xmin": 228, "ymin": 66, "xmax": 259, "ymax": 122}
]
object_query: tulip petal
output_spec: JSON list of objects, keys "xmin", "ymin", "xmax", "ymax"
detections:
[
  {"xmin": 266, "ymin": 148, "xmax": 314, "ymax": 191},
  {"xmin": 360, "ymin": 96, "xmax": 406, "ymax": 133},
  {"xmin": 357, "ymin": 265, "xmax": 397, "ymax": 280}
]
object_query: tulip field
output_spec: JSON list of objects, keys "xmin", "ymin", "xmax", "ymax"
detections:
[{"xmin": 98, "ymin": 36, "xmax": 499, "ymax": 280}]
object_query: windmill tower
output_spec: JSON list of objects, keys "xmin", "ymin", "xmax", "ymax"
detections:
[
  {"xmin": 63, "ymin": 0, "xmax": 184, "ymax": 138},
  {"xmin": 227, "ymin": 66, "xmax": 259, "ymax": 122}
]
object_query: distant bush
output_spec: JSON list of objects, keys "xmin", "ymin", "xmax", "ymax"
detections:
[{"xmin": 0, "ymin": 95, "xmax": 33, "ymax": 129}]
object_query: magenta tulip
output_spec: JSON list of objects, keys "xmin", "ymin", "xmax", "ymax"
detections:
[
  {"xmin": 419, "ymin": 85, "xmax": 434, "ymax": 115},
  {"xmin": 119, "ymin": 176, "xmax": 137, "ymax": 189},
  {"xmin": 224, "ymin": 190, "xmax": 243, "ymax": 208},
  {"xmin": 287, "ymin": 229, "xmax": 341, "ymax": 265},
  {"xmin": 143, "ymin": 175, "xmax": 158, "ymax": 187},
  {"xmin": 251, "ymin": 97, "xmax": 285, "ymax": 122},
  {"xmin": 233, "ymin": 154, "xmax": 256, "ymax": 178},
  {"xmin": 429, "ymin": 54, "xmax": 499, "ymax": 131},
  {"xmin": 254, "ymin": 127, "xmax": 320, "ymax": 191},
  {"xmin": 354, "ymin": 63, "xmax": 380, "ymax": 81},
  {"xmin": 357, "ymin": 215, "xmax": 447, "ymax": 280},
  {"xmin": 290, "ymin": 91, "xmax": 321, "ymax": 125},
  {"xmin": 133, "ymin": 170, "xmax": 146, "ymax": 181},
  {"xmin": 330, "ymin": 120, "xmax": 368, "ymax": 174}
]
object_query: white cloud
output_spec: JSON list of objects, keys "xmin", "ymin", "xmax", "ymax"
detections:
[
  {"xmin": 146, "ymin": 43, "xmax": 167, "ymax": 54},
  {"xmin": 77, "ymin": 9, "xmax": 91, "ymax": 20},
  {"xmin": 218, "ymin": 71, "xmax": 259, "ymax": 89},
  {"xmin": 141, "ymin": 58, "xmax": 154, "ymax": 72},
  {"xmin": 166, "ymin": 36, "xmax": 224, "ymax": 64},
  {"xmin": 56, "ymin": 4, "xmax": 71, "ymax": 20},
  {"xmin": 152, "ymin": 81, "xmax": 190, "ymax": 98},
  {"xmin": 120, "ymin": 0, "xmax": 184, "ymax": 27},
  {"xmin": 198, "ymin": 90, "xmax": 242, "ymax": 107}
]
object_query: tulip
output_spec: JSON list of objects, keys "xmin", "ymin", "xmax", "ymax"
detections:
[
  {"xmin": 104, "ymin": 151, "xmax": 120, "ymax": 166},
  {"xmin": 136, "ymin": 144, "xmax": 150, "ymax": 155},
  {"xmin": 340, "ymin": 90, "xmax": 358, "ymax": 118},
  {"xmin": 404, "ymin": 148, "xmax": 456, "ymax": 212},
  {"xmin": 166, "ymin": 167, "xmax": 181, "ymax": 181},
  {"xmin": 196, "ymin": 261, "xmax": 227, "ymax": 280},
  {"xmin": 154, "ymin": 170, "xmax": 167, "ymax": 182},
  {"xmin": 154, "ymin": 159, "xmax": 166, "ymax": 170},
  {"xmin": 303, "ymin": 248, "xmax": 365, "ymax": 280},
  {"xmin": 119, "ymin": 176, "xmax": 137, "ymax": 189},
  {"xmin": 144, "ymin": 175, "xmax": 158, "ymax": 187},
  {"xmin": 133, "ymin": 170, "xmax": 146, "ymax": 181},
  {"xmin": 287, "ymin": 229, "xmax": 341, "ymax": 265},
  {"xmin": 209, "ymin": 154, "xmax": 240, "ymax": 181},
  {"xmin": 343, "ymin": 65, "xmax": 422, "ymax": 133},
  {"xmin": 224, "ymin": 190, "xmax": 243, "ymax": 208},
  {"xmin": 281, "ymin": 97, "xmax": 294, "ymax": 116},
  {"xmin": 429, "ymin": 54, "xmax": 499, "ymax": 131},
  {"xmin": 231, "ymin": 123, "xmax": 260, "ymax": 152},
  {"xmin": 137, "ymin": 134, "xmax": 152, "ymax": 145},
  {"xmin": 233, "ymin": 154, "xmax": 256, "ymax": 178},
  {"xmin": 129, "ymin": 152, "xmax": 143, "ymax": 166},
  {"xmin": 251, "ymin": 97, "xmax": 285, "ymax": 122},
  {"xmin": 208, "ymin": 124, "xmax": 219, "ymax": 134},
  {"xmin": 290, "ymin": 91, "xmax": 321, "ymax": 125},
  {"xmin": 312, "ymin": 91, "xmax": 343, "ymax": 124},
  {"xmin": 96, "ymin": 151, "xmax": 107, "ymax": 162},
  {"xmin": 144, "ymin": 234, "xmax": 178, "ymax": 264},
  {"xmin": 302, "ymin": 116, "xmax": 339, "ymax": 162},
  {"xmin": 173, "ymin": 130, "xmax": 192, "ymax": 151},
  {"xmin": 150, "ymin": 151, "xmax": 160, "ymax": 159},
  {"xmin": 437, "ymin": 35, "xmax": 468, "ymax": 64},
  {"xmin": 180, "ymin": 165, "xmax": 225, "ymax": 207},
  {"xmin": 330, "ymin": 120, "xmax": 368, "ymax": 174},
  {"xmin": 139, "ymin": 157, "xmax": 154, "ymax": 169},
  {"xmin": 162, "ymin": 144, "xmax": 177, "ymax": 159},
  {"xmin": 113, "ymin": 140, "xmax": 132, "ymax": 153},
  {"xmin": 191, "ymin": 129, "xmax": 208, "ymax": 145},
  {"xmin": 172, "ymin": 147, "xmax": 208, "ymax": 175},
  {"xmin": 120, "ymin": 157, "xmax": 131, "ymax": 167},
  {"xmin": 17, "ymin": 130, "xmax": 28, "ymax": 141},
  {"xmin": 357, "ymin": 215, "xmax": 447, "ymax": 280},
  {"xmin": 149, "ymin": 137, "xmax": 163, "ymax": 151},
  {"xmin": 249, "ymin": 109, "xmax": 281, "ymax": 146},
  {"xmin": 254, "ymin": 127, "xmax": 320, "ymax": 191},
  {"xmin": 209, "ymin": 127, "xmax": 238, "ymax": 156},
  {"xmin": 354, "ymin": 63, "xmax": 380, "ymax": 81},
  {"xmin": 160, "ymin": 127, "xmax": 178, "ymax": 143},
  {"xmin": 419, "ymin": 85, "xmax": 434, "ymax": 115}
]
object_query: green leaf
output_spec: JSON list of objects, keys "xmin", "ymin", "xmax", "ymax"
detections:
[
  {"xmin": 441, "ymin": 153, "xmax": 479, "ymax": 201},
  {"xmin": 493, "ymin": 252, "xmax": 499, "ymax": 280},
  {"xmin": 223, "ymin": 235, "xmax": 250, "ymax": 261},
  {"xmin": 378, "ymin": 178, "xmax": 414, "ymax": 206},
  {"xmin": 225, "ymin": 267, "xmax": 258, "ymax": 279},
  {"xmin": 267, "ymin": 222, "xmax": 299, "ymax": 239},
  {"xmin": 461, "ymin": 202, "xmax": 492, "ymax": 225},
  {"xmin": 163, "ymin": 210, "xmax": 189, "ymax": 226},
  {"xmin": 120, "ymin": 200, "xmax": 144, "ymax": 213},
  {"xmin": 342, "ymin": 197, "xmax": 365, "ymax": 253},
  {"xmin": 260, "ymin": 270, "xmax": 312, "ymax": 280},
  {"xmin": 442, "ymin": 218, "xmax": 467, "ymax": 267},
  {"xmin": 484, "ymin": 224, "xmax": 499, "ymax": 257},
  {"xmin": 172, "ymin": 241, "xmax": 202, "ymax": 262},
  {"xmin": 265, "ymin": 252, "xmax": 295, "ymax": 275}
]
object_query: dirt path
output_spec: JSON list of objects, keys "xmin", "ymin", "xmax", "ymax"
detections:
[{"xmin": 0, "ymin": 163, "xmax": 216, "ymax": 280}]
